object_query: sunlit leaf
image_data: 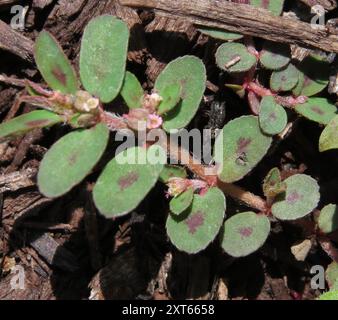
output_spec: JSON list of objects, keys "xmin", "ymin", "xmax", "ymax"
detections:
[
  {"xmin": 259, "ymin": 96, "xmax": 288, "ymax": 135},
  {"xmin": 169, "ymin": 187, "xmax": 194, "ymax": 216},
  {"xmin": 93, "ymin": 145, "xmax": 165, "ymax": 217},
  {"xmin": 214, "ymin": 115, "xmax": 272, "ymax": 183},
  {"xmin": 296, "ymin": 98, "xmax": 337, "ymax": 125},
  {"xmin": 38, "ymin": 124, "xmax": 109, "ymax": 198},
  {"xmin": 80, "ymin": 15, "xmax": 129, "ymax": 103},
  {"xmin": 270, "ymin": 63, "xmax": 299, "ymax": 92},
  {"xmin": 166, "ymin": 187, "xmax": 226, "ymax": 254},
  {"xmin": 154, "ymin": 56, "xmax": 206, "ymax": 131},
  {"xmin": 0, "ymin": 110, "xmax": 62, "ymax": 142},
  {"xmin": 35, "ymin": 31, "xmax": 78, "ymax": 94},
  {"xmin": 120, "ymin": 71, "xmax": 144, "ymax": 109},
  {"xmin": 216, "ymin": 42, "xmax": 256, "ymax": 73},
  {"xmin": 157, "ymin": 83, "xmax": 181, "ymax": 115},
  {"xmin": 318, "ymin": 204, "xmax": 338, "ymax": 234},
  {"xmin": 271, "ymin": 174, "xmax": 320, "ymax": 220},
  {"xmin": 221, "ymin": 211, "xmax": 270, "ymax": 257},
  {"xmin": 319, "ymin": 115, "xmax": 338, "ymax": 152}
]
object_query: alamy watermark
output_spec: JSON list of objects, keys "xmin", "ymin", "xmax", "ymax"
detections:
[
  {"xmin": 8, "ymin": 5, "xmax": 328, "ymax": 31},
  {"xmin": 10, "ymin": 5, "xmax": 28, "ymax": 31},
  {"xmin": 10, "ymin": 265, "xmax": 25, "ymax": 290},
  {"xmin": 310, "ymin": 265, "xmax": 325, "ymax": 290}
]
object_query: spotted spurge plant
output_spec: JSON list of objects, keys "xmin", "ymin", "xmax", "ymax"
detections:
[{"xmin": 0, "ymin": 7, "xmax": 337, "ymax": 275}]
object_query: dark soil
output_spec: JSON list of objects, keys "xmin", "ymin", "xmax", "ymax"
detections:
[{"xmin": 0, "ymin": 0, "xmax": 337, "ymax": 300}]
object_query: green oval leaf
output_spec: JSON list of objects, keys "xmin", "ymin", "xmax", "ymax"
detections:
[
  {"xmin": 319, "ymin": 115, "xmax": 338, "ymax": 152},
  {"xmin": 250, "ymin": 0, "xmax": 285, "ymax": 15},
  {"xmin": 157, "ymin": 83, "xmax": 181, "ymax": 115},
  {"xmin": 216, "ymin": 42, "xmax": 256, "ymax": 73},
  {"xmin": 93, "ymin": 145, "xmax": 165, "ymax": 217},
  {"xmin": 0, "ymin": 110, "xmax": 62, "ymax": 142},
  {"xmin": 326, "ymin": 262, "xmax": 338, "ymax": 288},
  {"xmin": 270, "ymin": 63, "xmax": 299, "ymax": 92},
  {"xmin": 198, "ymin": 27, "xmax": 243, "ymax": 41},
  {"xmin": 271, "ymin": 174, "xmax": 320, "ymax": 220},
  {"xmin": 120, "ymin": 71, "xmax": 144, "ymax": 109},
  {"xmin": 318, "ymin": 204, "xmax": 338, "ymax": 234},
  {"xmin": 296, "ymin": 98, "xmax": 337, "ymax": 125},
  {"xmin": 259, "ymin": 96, "xmax": 288, "ymax": 135},
  {"xmin": 259, "ymin": 41, "xmax": 290, "ymax": 70},
  {"xmin": 169, "ymin": 187, "xmax": 194, "ymax": 216},
  {"xmin": 214, "ymin": 115, "xmax": 272, "ymax": 183},
  {"xmin": 35, "ymin": 31, "xmax": 78, "ymax": 94},
  {"xmin": 159, "ymin": 165, "xmax": 187, "ymax": 184},
  {"xmin": 318, "ymin": 290, "xmax": 338, "ymax": 300},
  {"xmin": 166, "ymin": 187, "xmax": 226, "ymax": 254},
  {"xmin": 293, "ymin": 56, "xmax": 330, "ymax": 97},
  {"xmin": 38, "ymin": 123, "xmax": 109, "ymax": 198},
  {"xmin": 80, "ymin": 15, "xmax": 129, "ymax": 103},
  {"xmin": 221, "ymin": 212, "xmax": 270, "ymax": 258},
  {"xmin": 154, "ymin": 56, "xmax": 206, "ymax": 132}
]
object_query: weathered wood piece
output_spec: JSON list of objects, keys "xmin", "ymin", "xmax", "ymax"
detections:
[
  {"xmin": 120, "ymin": 0, "xmax": 338, "ymax": 53},
  {"xmin": 0, "ymin": 20, "xmax": 34, "ymax": 61}
]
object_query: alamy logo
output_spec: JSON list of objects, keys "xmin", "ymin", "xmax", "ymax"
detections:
[
  {"xmin": 10, "ymin": 5, "xmax": 28, "ymax": 31},
  {"xmin": 310, "ymin": 5, "xmax": 326, "ymax": 29},
  {"xmin": 10, "ymin": 265, "xmax": 25, "ymax": 290},
  {"xmin": 310, "ymin": 265, "xmax": 325, "ymax": 290}
]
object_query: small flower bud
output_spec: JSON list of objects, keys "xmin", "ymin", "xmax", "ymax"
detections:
[
  {"xmin": 143, "ymin": 92, "xmax": 163, "ymax": 112},
  {"xmin": 74, "ymin": 90, "xmax": 99, "ymax": 113},
  {"xmin": 147, "ymin": 114, "xmax": 163, "ymax": 129}
]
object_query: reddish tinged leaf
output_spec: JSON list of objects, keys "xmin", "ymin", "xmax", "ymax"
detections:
[
  {"xmin": 0, "ymin": 110, "xmax": 63, "ymax": 142},
  {"xmin": 35, "ymin": 31, "xmax": 78, "ymax": 94},
  {"xmin": 38, "ymin": 124, "xmax": 109, "ymax": 198}
]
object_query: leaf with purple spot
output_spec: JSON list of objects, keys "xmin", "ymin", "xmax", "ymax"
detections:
[
  {"xmin": 221, "ymin": 211, "xmax": 270, "ymax": 258},
  {"xmin": 170, "ymin": 187, "xmax": 194, "ymax": 216},
  {"xmin": 35, "ymin": 31, "xmax": 79, "ymax": 94},
  {"xmin": 93, "ymin": 145, "xmax": 165, "ymax": 217},
  {"xmin": 259, "ymin": 41, "xmax": 290, "ymax": 70},
  {"xmin": 318, "ymin": 204, "xmax": 338, "ymax": 234},
  {"xmin": 38, "ymin": 123, "xmax": 109, "ymax": 198},
  {"xmin": 270, "ymin": 63, "xmax": 299, "ymax": 92},
  {"xmin": 80, "ymin": 15, "xmax": 129, "ymax": 103},
  {"xmin": 120, "ymin": 71, "xmax": 144, "ymax": 109},
  {"xmin": 259, "ymin": 96, "xmax": 288, "ymax": 135},
  {"xmin": 214, "ymin": 115, "xmax": 272, "ymax": 183},
  {"xmin": 0, "ymin": 110, "xmax": 63, "ymax": 142},
  {"xmin": 166, "ymin": 187, "xmax": 226, "ymax": 254},
  {"xmin": 319, "ymin": 115, "xmax": 338, "ymax": 152},
  {"xmin": 296, "ymin": 98, "xmax": 337, "ymax": 125},
  {"xmin": 271, "ymin": 174, "xmax": 320, "ymax": 220},
  {"xmin": 216, "ymin": 42, "xmax": 257, "ymax": 73},
  {"xmin": 197, "ymin": 27, "xmax": 243, "ymax": 41}
]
